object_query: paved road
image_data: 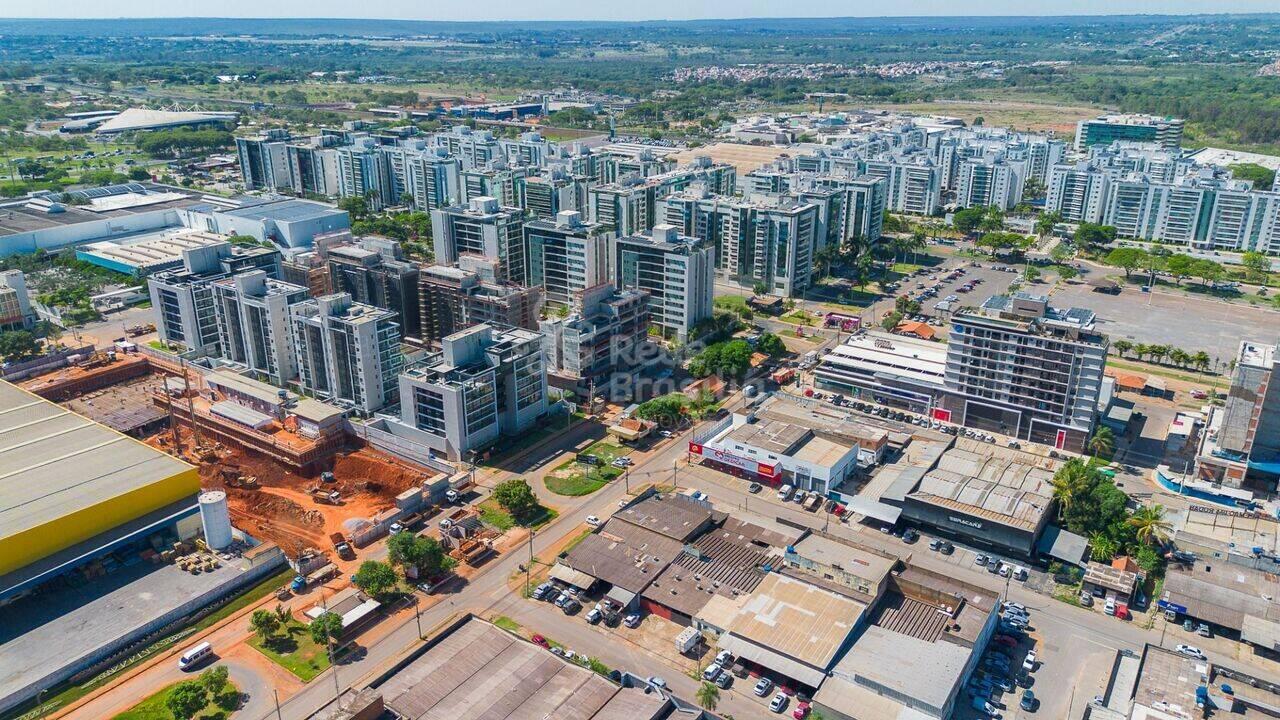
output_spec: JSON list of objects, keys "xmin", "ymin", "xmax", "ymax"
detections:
[{"xmin": 262, "ymin": 431, "xmax": 701, "ymax": 720}]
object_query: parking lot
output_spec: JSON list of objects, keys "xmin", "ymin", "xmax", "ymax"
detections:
[
  {"xmin": 878, "ymin": 259, "xmax": 1024, "ymax": 329},
  {"xmin": 1050, "ymin": 279, "xmax": 1280, "ymax": 358}
]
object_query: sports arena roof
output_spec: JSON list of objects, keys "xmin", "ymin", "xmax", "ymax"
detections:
[{"xmin": 95, "ymin": 108, "xmax": 238, "ymax": 135}]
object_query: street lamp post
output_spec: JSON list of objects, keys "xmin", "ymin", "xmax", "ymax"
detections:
[{"xmin": 413, "ymin": 594, "xmax": 422, "ymax": 639}]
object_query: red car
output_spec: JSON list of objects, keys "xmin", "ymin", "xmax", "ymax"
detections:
[
  {"xmin": 531, "ymin": 634, "xmax": 549, "ymax": 648},
  {"xmin": 792, "ymin": 701, "xmax": 811, "ymax": 719}
]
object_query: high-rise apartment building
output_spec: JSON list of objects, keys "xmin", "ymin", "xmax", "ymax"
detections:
[
  {"xmin": 1075, "ymin": 114, "xmax": 1185, "ymax": 152},
  {"xmin": 327, "ymin": 238, "xmax": 422, "ymax": 341},
  {"xmin": 941, "ymin": 293, "xmax": 1107, "ymax": 451},
  {"xmin": 1197, "ymin": 341, "xmax": 1280, "ymax": 490},
  {"xmin": 418, "ymin": 259, "xmax": 543, "ymax": 346},
  {"xmin": 289, "ymin": 293, "xmax": 404, "ymax": 415},
  {"xmin": 524, "ymin": 210, "xmax": 612, "ymax": 309},
  {"xmin": 661, "ymin": 190, "xmax": 820, "ymax": 297},
  {"xmin": 236, "ymin": 129, "xmax": 292, "ymax": 191},
  {"xmin": 395, "ymin": 324, "xmax": 548, "ymax": 460},
  {"xmin": 211, "ymin": 271, "xmax": 309, "ymax": 385},
  {"xmin": 609, "ymin": 225, "xmax": 714, "ymax": 342},
  {"xmin": 149, "ymin": 242, "xmax": 282, "ymax": 356},
  {"xmin": 431, "ymin": 197, "xmax": 529, "ymax": 285},
  {"xmin": 540, "ymin": 283, "xmax": 650, "ymax": 399},
  {"xmin": 955, "ymin": 156, "xmax": 1027, "ymax": 211}
]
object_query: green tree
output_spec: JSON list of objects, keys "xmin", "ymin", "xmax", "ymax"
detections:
[
  {"xmin": 388, "ymin": 531, "xmax": 455, "ymax": 578},
  {"xmin": 952, "ymin": 207, "xmax": 986, "ymax": 236},
  {"xmin": 1088, "ymin": 426, "xmax": 1115, "ymax": 459},
  {"xmin": 1191, "ymin": 258, "xmax": 1224, "ymax": 287},
  {"xmin": 0, "ymin": 330, "xmax": 40, "ymax": 360},
  {"xmin": 249, "ymin": 608, "xmax": 280, "ymax": 642},
  {"xmin": 199, "ymin": 665, "xmax": 230, "ymax": 696},
  {"xmin": 635, "ymin": 393, "xmax": 689, "ymax": 427},
  {"xmin": 697, "ymin": 682, "xmax": 721, "ymax": 711},
  {"xmin": 1073, "ymin": 223, "xmax": 1117, "ymax": 251},
  {"xmin": 1112, "ymin": 339, "xmax": 1133, "ymax": 358},
  {"xmin": 1165, "ymin": 254, "xmax": 1194, "ymax": 285},
  {"xmin": 1193, "ymin": 350, "xmax": 1211, "ymax": 373},
  {"xmin": 1242, "ymin": 251, "xmax": 1271, "ymax": 283},
  {"xmin": 1089, "ymin": 533, "xmax": 1120, "ymax": 563},
  {"xmin": 1105, "ymin": 247, "xmax": 1147, "ymax": 279},
  {"xmin": 751, "ymin": 282, "xmax": 769, "ymax": 296},
  {"xmin": 880, "ymin": 310, "xmax": 903, "ymax": 331},
  {"xmin": 165, "ymin": 681, "xmax": 208, "ymax": 720},
  {"xmin": 352, "ymin": 560, "xmax": 398, "ymax": 598},
  {"xmin": 1050, "ymin": 459, "xmax": 1092, "ymax": 520},
  {"xmin": 1128, "ymin": 504, "xmax": 1172, "ymax": 546},
  {"xmin": 1023, "ymin": 266, "xmax": 1041, "ymax": 283},
  {"xmin": 493, "ymin": 478, "xmax": 540, "ymax": 519},
  {"xmin": 1058, "ymin": 265, "xmax": 1079, "ymax": 282},
  {"xmin": 756, "ymin": 332, "xmax": 787, "ymax": 357},
  {"xmin": 309, "ymin": 611, "xmax": 344, "ymax": 646},
  {"xmin": 1034, "ymin": 211, "xmax": 1063, "ymax": 236}
]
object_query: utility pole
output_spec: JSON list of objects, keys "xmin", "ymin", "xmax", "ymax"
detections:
[
  {"xmin": 672, "ymin": 460, "xmax": 679, "ymax": 490},
  {"xmin": 525, "ymin": 527, "xmax": 535, "ymax": 596},
  {"xmin": 413, "ymin": 594, "xmax": 423, "ymax": 639}
]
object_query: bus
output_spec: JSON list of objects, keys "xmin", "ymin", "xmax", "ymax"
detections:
[{"xmin": 178, "ymin": 642, "xmax": 213, "ymax": 670}]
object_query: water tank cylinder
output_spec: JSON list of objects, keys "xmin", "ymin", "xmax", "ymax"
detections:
[{"xmin": 199, "ymin": 490, "xmax": 233, "ymax": 550}]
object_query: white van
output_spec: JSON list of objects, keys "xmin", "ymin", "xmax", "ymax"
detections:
[
  {"xmin": 777, "ymin": 484, "xmax": 793, "ymax": 501},
  {"xmin": 178, "ymin": 641, "xmax": 213, "ymax": 670}
]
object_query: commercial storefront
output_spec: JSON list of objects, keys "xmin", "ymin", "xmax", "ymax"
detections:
[{"xmin": 689, "ymin": 441, "xmax": 783, "ymax": 484}]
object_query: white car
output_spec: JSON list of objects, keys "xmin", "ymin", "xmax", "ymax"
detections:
[
  {"xmin": 585, "ymin": 515, "xmax": 602, "ymax": 527},
  {"xmin": 1022, "ymin": 650, "xmax": 1037, "ymax": 672},
  {"xmin": 1003, "ymin": 602, "xmax": 1027, "ymax": 614},
  {"xmin": 754, "ymin": 677, "xmax": 773, "ymax": 697},
  {"xmin": 703, "ymin": 663, "xmax": 722, "ymax": 681},
  {"xmin": 715, "ymin": 649, "xmax": 732, "ymax": 666},
  {"xmin": 1176, "ymin": 644, "xmax": 1207, "ymax": 660},
  {"xmin": 769, "ymin": 692, "xmax": 789, "ymax": 713}
]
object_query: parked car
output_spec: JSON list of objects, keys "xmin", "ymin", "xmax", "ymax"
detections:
[
  {"xmin": 562, "ymin": 600, "xmax": 582, "ymax": 615},
  {"xmin": 754, "ymin": 678, "xmax": 774, "ymax": 697},
  {"xmin": 647, "ymin": 676, "xmax": 667, "ymax": 689},
  {"xmin": 532, "ymin": 582, "xmax": 553, "ymax": 600},
  {"xmin": 585, "ymin": 607, "xmax": 602, "ymax": 624},
  {"xmin": 586, "ymin": 515, "xmax": 602, "ymax": 528},
  {"xmin": 1022, "ymin": 651, "xmax": 1038, "ymax": 672},
  {"xmin": 770, "ymin": 693, "xmax": 789, "ymax": 713},
  {"xmin": 1021, "ymin": 689, "xmax": 1037, "ymax": 711},
  {"xmin": 715, "ymin": 672, "xmax": 733, "ymax": 689},
  {"xmin": 749, "ymin": 482, "xmax": 763, "ymax": 493},
  {"xmin": 1104, "ymin": 598, "xmax": 1117, "ymax": 616},
  {"xmin": 531, "ymin": 634, "xmax": 549, "ymax": 648},
  {"xmin": 703, "ymin": 663, "xmax": 722, "ymax": 681},
  {"xmin": 1176, "ymin": 644, "xmax": 1207, "ymax": 660},
  {"xmin": 903, "ymin": 529, "xmax": 919, "ymax": 544},
  {"xmin": 715, "ymin": 649, "xmax": 733, "ymax": 666},
  {"xmin": 939, "ymin": 541, "xmax": 954, "ymax": 555},
  {"xmin": 792, "ymin": 701, "xmax": 810, "ymax": 719},
  {"xmin": 974, "ymin": 554, "xmax": 989, "ymax": 566},
  {"xmin": 1079, "ymin": 592, "xmax": 1094, "ymax": 607}
]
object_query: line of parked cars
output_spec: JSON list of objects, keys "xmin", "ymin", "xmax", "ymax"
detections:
[{"xmin": 969, "ymin": 603, "xmax": 1039, "ymax": 717}]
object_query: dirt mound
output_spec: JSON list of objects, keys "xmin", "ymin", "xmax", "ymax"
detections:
[{"xmin": 326, "ymin": 448, "xmax": 430, "ymax": 497}]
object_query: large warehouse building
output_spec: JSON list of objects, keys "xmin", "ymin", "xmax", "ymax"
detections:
[{"xmin": 0, "ymin": 380, "xmax": 200, "ymax": 595}]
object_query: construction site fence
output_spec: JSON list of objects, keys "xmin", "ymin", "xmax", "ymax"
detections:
[
  {"xmin": 0, "ymin": 344, "xmax": 94, "ymax": 381},
  {"xmin": 350, "ymin": 419, "xmax": 456, "ymax": 476}
]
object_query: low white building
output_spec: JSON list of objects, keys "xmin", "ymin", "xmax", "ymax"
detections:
[{"xmin": 693, "ymin": 412, "xmax": 867, "ymax": 495}]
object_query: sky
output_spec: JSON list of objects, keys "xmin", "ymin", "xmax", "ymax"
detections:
[{"xmin": 5, "ymin": 0, "xmax": 1280, "ymax": 21}]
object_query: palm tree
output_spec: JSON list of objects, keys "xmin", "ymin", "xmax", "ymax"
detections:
[
  {"xmin": 1088, "ymin": 427, "xmax": 1115, "ymax": 459},
  {"xmin": 1149, "ymin": 345, "xmax": 1169, "ymax": 366},
  {"xmin": 1050, "ymin": 459, "xmax": 1091, "ymax": 519},
  {"xmin": 1089, "ymin": 533, "xmax": 1119, "ymax": 563},
  {"xmin": 1112, "ymin": 340, "xmax": 1133, "ymax": 359},
  {"xmin": 1193, "ymin": 351, "xmax": 1211, "ymax": 373},
  {"xmin": 1128, "ymin": 504, "xmax": 1172, "ymax": 546},
  {"xmin": 1168, "ymin": 348, "xmax": 1189, "ymax": 368},
  {"xmin": 697, "ymin": 682, "xmax": 720, "ymax": 712}
]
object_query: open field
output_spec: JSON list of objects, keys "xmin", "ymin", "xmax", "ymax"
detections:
[{"xmin": 246, "ymin": 620, "xmax": 330, "ymax": 683}]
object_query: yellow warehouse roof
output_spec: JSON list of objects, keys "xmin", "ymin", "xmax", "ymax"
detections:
[{"xmin": 0, "ymin": 380, "xmax": 195, "ymax": 545}]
